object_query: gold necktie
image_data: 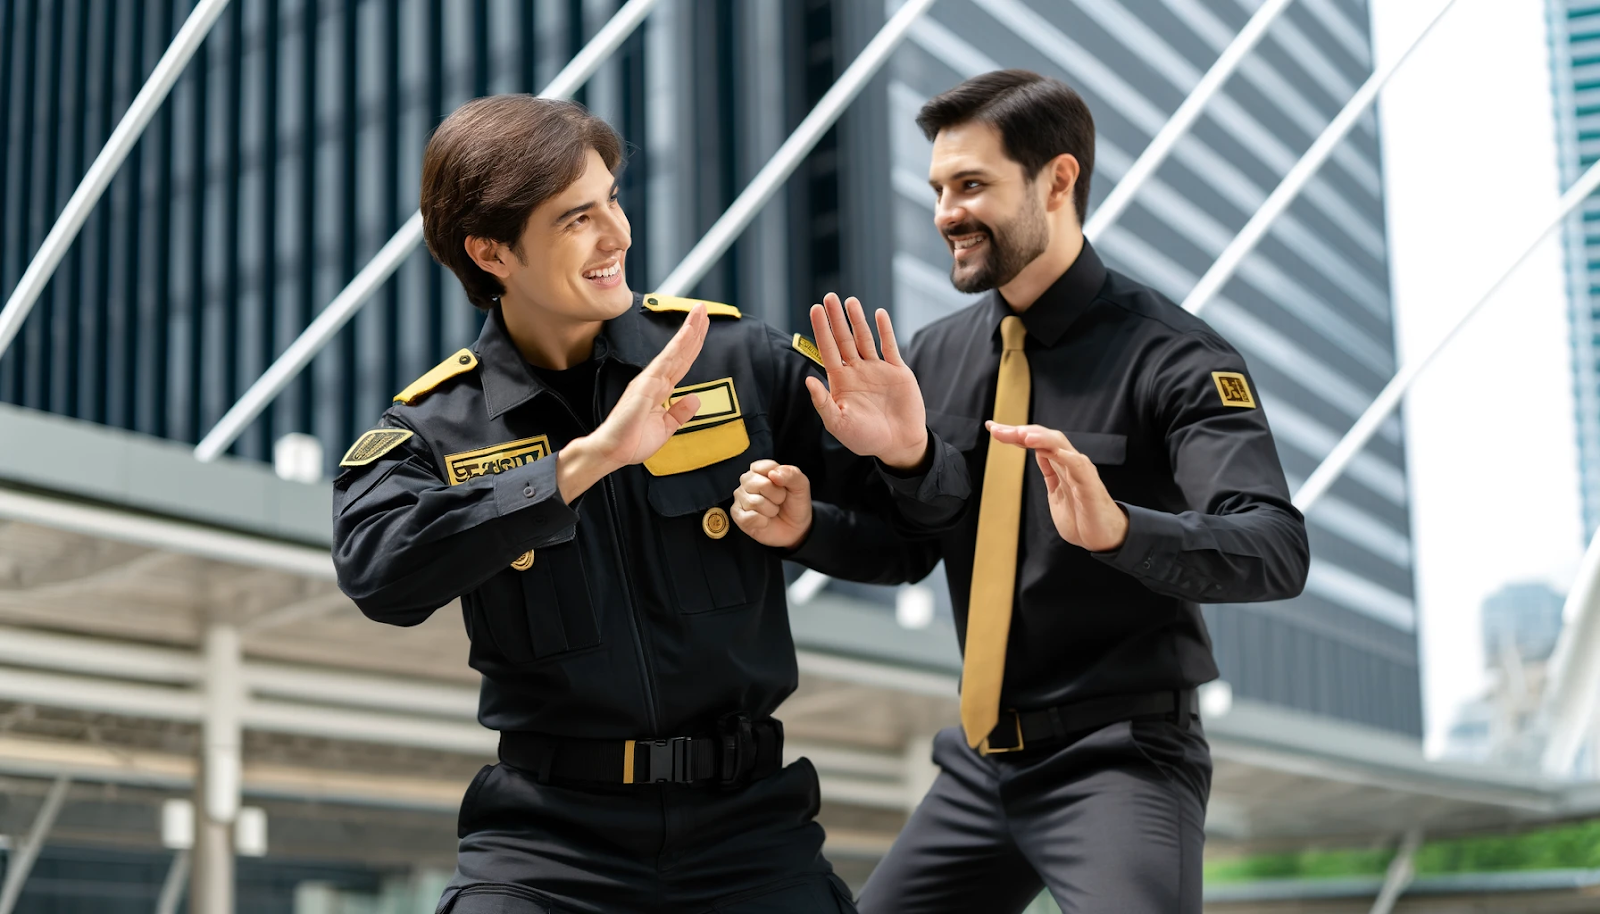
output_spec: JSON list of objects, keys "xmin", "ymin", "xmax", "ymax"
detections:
[{"xmin": 962, "ymin": 315, "xmax": 1030, "ymax": 749}]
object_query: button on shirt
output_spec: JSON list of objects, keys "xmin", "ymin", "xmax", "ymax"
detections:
[{"xmin": 792, "ymin": 241, "xmax": 1309, "ymax": 710}]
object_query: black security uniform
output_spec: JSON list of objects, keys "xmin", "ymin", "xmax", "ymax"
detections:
[
  {"xmin": 792, "ymin": 242, "xmax": 1309, "ymax": 913},
  {"xmin": 330, "ymin": 293, "xmax": 968, "ymax": 914}
]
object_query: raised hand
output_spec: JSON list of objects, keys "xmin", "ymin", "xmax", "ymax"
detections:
[
  {"xmin": 731, "ymin": 460, "xmax": 814, "ymax": 549},
  {"xmin": 986, "ymin": 422, "xmax": 1129, "ymax": 553},
  {"xmin": 558, "ymin": 306, "xmax": 709, "ymax": 501},
  {"xmin": 806, "ymin": 293, "xmax": 929, "ymax": 470}
]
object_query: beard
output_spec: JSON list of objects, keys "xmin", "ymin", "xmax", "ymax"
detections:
[{"xmin": 945, "ymin": 193, "xmax": 1050, "ymax": 294}]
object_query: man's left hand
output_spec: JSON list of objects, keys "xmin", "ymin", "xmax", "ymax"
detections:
[
  {"xmin": 986, "ymin": 422, "xmax": 1129, "ymax": 552},
  {"xmin": 806, "ymin": 293, "xmax": 929, "ymax": 470}
]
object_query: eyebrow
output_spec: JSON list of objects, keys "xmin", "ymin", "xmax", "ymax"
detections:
[
  {"xmin": 929, "ymin": 169, "xmax": 991, "ymax": 189},
  {"xmin": 552, "ymin": 182, "xmax": 622, "ymax": 226}
]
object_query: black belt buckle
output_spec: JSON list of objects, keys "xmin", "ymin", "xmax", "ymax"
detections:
[
  {"xmin": 645, "ymin": 737, "xmax": 694, "ymax": 784},
  {"xmin": 980, "ymin": 710, "xmax": 1025, "ymax": 755}
]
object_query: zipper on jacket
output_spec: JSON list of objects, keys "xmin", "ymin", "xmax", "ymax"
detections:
[{"xmin": 589, "ymin": 359, "xmax": 663, "ymax": 735}]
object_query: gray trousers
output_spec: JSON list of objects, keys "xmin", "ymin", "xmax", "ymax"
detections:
[{"xmin": 857, "ymin": 719, "xmax": 1211, "ymax": 914}]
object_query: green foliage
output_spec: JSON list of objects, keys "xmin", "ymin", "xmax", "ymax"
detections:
[{"xmin": 1206, "ymin": 819, "xmax": 1600, "ymax": 885}]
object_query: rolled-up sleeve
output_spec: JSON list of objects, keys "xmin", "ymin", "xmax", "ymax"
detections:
[
  {"xmin": 331, "ymin": 415, "xmax": 580, "ymax": 625},
  {"xmin": 1094, "ymin": 331, "xmax": 1309, "ymax": 603}
]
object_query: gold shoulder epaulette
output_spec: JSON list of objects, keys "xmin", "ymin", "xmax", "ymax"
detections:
[
  {"xmin": 394, "ymin": 349, "xmax": 479, "ymax": 405},
  {"xmin": 642, "ymin": 294, "xmax": 742, "ymax": 319}
]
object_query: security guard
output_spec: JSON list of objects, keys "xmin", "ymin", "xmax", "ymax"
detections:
[
  {"xmin": 330, "ymin": 95, "xmax": 967, "ymax": 913},
  {"xmin": 731, "ymin": 71, "xmax": 1309, "ymax": 913}
]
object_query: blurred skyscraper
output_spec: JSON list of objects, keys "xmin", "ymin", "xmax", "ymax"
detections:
[
  {"xmin": 1547, "ymin": 0, "xmax": 1600, "ymax": 545},
  {"xmin": 884, "ymin": 0, "xmax": 1421, "ymax": 737},
  {"xmin": 1481, "ymin": 581, "xmax": 1566, "ymax": 667}
]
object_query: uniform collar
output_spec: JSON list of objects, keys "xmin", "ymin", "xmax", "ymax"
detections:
[
  {"xmin": 989, "ymin": 238, "xmax": 1108, "ymax": 348},
  {"xmin": 474, "ymin": 296, "xmax": 655, "ymax": 420}
]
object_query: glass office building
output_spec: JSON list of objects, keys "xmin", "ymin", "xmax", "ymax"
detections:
[{"xmin": 1548, "ymin": 0, "xmax": 1600, "ymax": 545}]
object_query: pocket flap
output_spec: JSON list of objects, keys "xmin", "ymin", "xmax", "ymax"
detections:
[
  {"xmin": 644, "ymin": 417, "xmax": 750, "ymax": 477},
  {"xmin": 1065, "ymin": 431, "xmax": 1127, "ymax": 466},
  {"xmin": 645, "ymin": 417, "xmax": 771, "ymax": 517}
]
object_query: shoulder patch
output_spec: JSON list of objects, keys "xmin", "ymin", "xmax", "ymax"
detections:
[
  {"xmin": 395, "ymin": 349, "xmax": 478, "ymax": 405},
  {"xmin": 1211, "ymin": 371, "xmax": 1256, "ymax": 409},
  {"xmin": 340, "ymin": 428, "xmax": 414, "ymax": 467},
  {"xmin": 791, "ymin": 333, "xmax": 824, "ymax": 368},
  {"xmin": 642, "ymin": 293, "xmax": 741, "ymax": 320}
]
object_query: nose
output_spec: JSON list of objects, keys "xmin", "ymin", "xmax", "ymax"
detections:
[
  {"xmin": 934, "ymin": 190, "xmax": 964, "ymax": 234},
  {"xmin": 597, "ymin": 204, "xmax": 631, "ymax": 252}
]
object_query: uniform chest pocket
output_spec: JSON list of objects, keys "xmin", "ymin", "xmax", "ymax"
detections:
[
  {"xmin": 448, "ymin": 436, "xmax": 600, "ymax": 665},
  {"xmin": 645, "ymin": 417, "xmax": 772, "ymax": 615}
]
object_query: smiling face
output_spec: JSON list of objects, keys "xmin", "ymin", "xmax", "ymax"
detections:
[
  {"xmin": 474, "ymin": 147, "xmax": 633, "ymax": 327},
  {"xmin": 928, "ymin": 121, "xmax": 1052, "ymax": 294}
]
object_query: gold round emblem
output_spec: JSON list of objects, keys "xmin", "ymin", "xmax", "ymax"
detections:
[
  {"xmin": 702, "ymin": 507, "xmax": 731, "ymax": 540},
  {"xmin": 510, "ymin": 550, "xmax": 536, "ymax": 571}
]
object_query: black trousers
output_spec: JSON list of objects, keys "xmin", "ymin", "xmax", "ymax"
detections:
[
  {"xmin": 857, "ymin": 720, "xmax": 1211, "ymax": 914},
  {"xmin": 439, "ymin": 757, "xmax": 857, "ymax": 914}
]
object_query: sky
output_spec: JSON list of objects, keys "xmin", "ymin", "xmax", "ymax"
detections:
[{"xmin": 1369, "ymin": 0, "xmax": 1586, "ymax": 755}]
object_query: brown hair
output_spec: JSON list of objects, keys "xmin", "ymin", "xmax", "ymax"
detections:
[
  {"xmin": 420, "ymin": 95, "xmax": 623, "ymax": 310},
  {"xmin": 917, "ymin": 70, "xmax": 1096, "ymax": 225}
]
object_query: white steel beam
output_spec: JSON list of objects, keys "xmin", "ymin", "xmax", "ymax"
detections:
[
  {"xmin": 0, "ymin": 0, "xmax": 235, "ymax": 363},
  {"xmin": 0, "ymin": 776, "xmax": 71, "ymax": 914},
  {"xmin": 0, "ymin": 488, "xmax": 334, "ymax": 580},
  {"xmin": 1083, "ymin": 0, "xmax": 1297, "ymax": 239},
  {"xmin": 1295, "ymin": 152, "xmax": 1600, "ymax": 513},
  {"xmin": 1180, "ymin": 0, "xmax": 1459, "ymax": 316},
  {"xmin": 193, "ymin": 0, "xmax": 663, "ymax": 463},
  {"xmin": 1369, "ymin": 828, "xmax": 1423, "ymax": 914}
]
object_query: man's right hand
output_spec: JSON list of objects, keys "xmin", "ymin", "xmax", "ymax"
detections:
[
  {"xmin": 731, "ymin": 460, "xmax": 814, "ymax": 549},
  {"xmin": 558, "ymin": 306, "xmax": 710, "ymax": 502}
]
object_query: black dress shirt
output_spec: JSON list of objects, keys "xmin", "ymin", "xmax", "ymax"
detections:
[{"xmin": 792, "ymin": 241, "xmax": 1309, "ymax": 710}]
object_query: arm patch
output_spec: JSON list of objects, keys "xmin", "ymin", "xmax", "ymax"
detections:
[{"xmin": 340, "ymin": 428, "xmax": 415, "ymax": 466}]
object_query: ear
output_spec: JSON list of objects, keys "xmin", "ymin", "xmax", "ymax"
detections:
[
  {"xmin": 1041, "ymin": 153, "xmax": 1081, "ymax": 216},
  {"xmin": 465, "ymin": 236, "xmax": 512, "ymax": 279}
]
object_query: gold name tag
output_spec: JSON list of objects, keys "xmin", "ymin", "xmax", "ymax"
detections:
[
  {"xmin": 443, "ymin": 435, "xmax": 553, "ymax": 485},
  {"xmin": 645, "ymin": 377, "xmax": 750, "ymax": 476}
]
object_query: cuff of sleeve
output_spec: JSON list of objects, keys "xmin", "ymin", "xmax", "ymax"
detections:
[
  {"xmin": 783, "ymin": 502, "xmax": 842, "ymax": 565},
  {"xmin": 875, "ymin": 431, "xmax": 970, "ymax": 504},
  {"xmin": 491, "ymin": 454, "xmax": 580, "ymax": 545},
  {"xmin": 1094, "ymin": 502, "xmax": 1181, "ymax": 580}
]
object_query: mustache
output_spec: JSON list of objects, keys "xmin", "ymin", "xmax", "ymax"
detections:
[{"xmin": 942, "ymin": 220, "xmax": 992, "ymax": 241}]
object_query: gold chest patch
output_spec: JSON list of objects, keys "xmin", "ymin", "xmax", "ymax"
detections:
[
  {"xmin": 340, "ymin": 429, "xmax": 414, "ymax": 467},
  {"xmin": 644, "ymin": 377, "xmax": 750, "ymax": 476},
  {"xmin": 1211, "ymin": 371, "xmax": 1257, "ymax": 409},
  {"xmin": 443, "ymin": 435, "xmax": 553, "ymax": 485}
]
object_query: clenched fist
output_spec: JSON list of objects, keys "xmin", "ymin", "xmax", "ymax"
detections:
[{"xmin": 730, "ymin": 460, "xmax": 814, "ymax": 549}]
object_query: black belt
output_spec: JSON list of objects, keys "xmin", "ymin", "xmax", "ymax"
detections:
[
  {"xmin": 499, "ymin": 716, "xmax": 784, "ymax": 786},
  {"xmin": 982, "ymin": 689, "xmax": 1198, "ymax": 756}
]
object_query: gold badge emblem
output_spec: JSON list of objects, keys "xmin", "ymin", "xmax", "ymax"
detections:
[
  {"xmin": 510, "ymin": 550, "xmax": 535, "ymax": 571},
  {"xmin": 792, "ymin": 333, "xmax": 825, "ymax": 368},
  {"xmin": 668, "ymin": 378, "xmax": 742, "ymax": 432},
  {"xmin": 340, "ymin": 428, "xmax": 414, "ymax": 467},
  {"xmin": 1211, "ymin": 371, "xmax": 1257, "ymax": 409},
  {"xmin": 702, "ymin": 507, "xmax": 731, "ymax": 540},
  {"xmin": 443, "ymin": 435, "xmax": 553, "ymax": 485}
]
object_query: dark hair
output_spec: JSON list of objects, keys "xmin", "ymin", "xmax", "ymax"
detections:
[
  {"xmin": 916, "ymin": 69, "xmax": 1096, "ymax": 225},
  {"xmin": 421, "ymin": 95, "xmax": 623, "ymax": 310}
]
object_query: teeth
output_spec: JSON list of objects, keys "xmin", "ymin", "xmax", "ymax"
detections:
[
  {"xmin": 950, "ymin": 235, "xmax": 984, "ymax": 250},
  {"xmin": 584, "ymin": 262, "xmax": 620, "ymax": 280}
]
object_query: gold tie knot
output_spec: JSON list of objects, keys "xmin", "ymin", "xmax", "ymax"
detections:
[{"xmin": 1000, "ymin": 315, "xmax": 1027, "ymax": 352}]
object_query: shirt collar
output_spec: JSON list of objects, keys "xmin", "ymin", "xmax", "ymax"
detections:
[
  {"xmin": 989, "ymin": 238, "xmax": 1108, "ymax": 348},
  {"xmin": 474, "ymin": 296, "xmax": 655, "ymax": 420}
]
